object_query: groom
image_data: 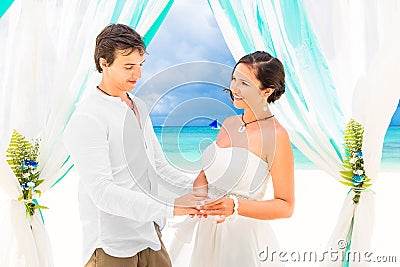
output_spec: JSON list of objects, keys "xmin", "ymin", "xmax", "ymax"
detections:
[{"xmin": 63, "ymin": 23, "xmax": 207, "ymax": 267}]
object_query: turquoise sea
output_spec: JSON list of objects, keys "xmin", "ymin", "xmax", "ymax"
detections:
[{"xmin": 154, "ymin": 126, "xmax": 399, "ymax": 172}]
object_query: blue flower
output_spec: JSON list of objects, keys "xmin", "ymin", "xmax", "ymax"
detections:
[
  {"xmin": 21, "ymin": 183, "xmax": 29, "ymax": 189},
  {"xmin": 352, "ymin": 175, "xmax": 365, "ymax": 186},
  {"xmin": 22, "ymin": 160, "xmax": 38, "ymax": 168},
  {"xmin": 356, "ymin": 151, "xmax": 363, "ymax": 158},
  {"xmin": 29, "ymin": 160, "xmax": 38, "ymax": 167}
]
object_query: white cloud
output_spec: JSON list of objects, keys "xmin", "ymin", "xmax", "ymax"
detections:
[
  {"xmin": 133, "ymin": 0, "xmax": 238, "ymax": 125},
  {"xmin": 139, "ymin": 0, "xmax": 234, "ymax": 76}
]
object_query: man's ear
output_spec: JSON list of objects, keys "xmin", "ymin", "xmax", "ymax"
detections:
[{"xmin": 99, "ymin": 58, "xmax": 108, "ymax": 72}]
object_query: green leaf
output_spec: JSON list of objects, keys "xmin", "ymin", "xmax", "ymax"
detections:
[
  {"xmin": 6, "ymin": 159, "xmax": 15, "ymax": 165},
  {"xmin": 34, "ymin": 205, "xmax": 49, "ymax": 210},
  {"xmin": 341, "ymin": 178, "xmax": 353, "ymax": 183},
  {"xmin": 339, "ymin": 181, "xmax": 355, "ymax": 187},
  {"xmin": 342, "ymin": 164, "xmax": 352, "ymax": 169},
  {"xmin": 339, "ymin": 170, "xmax": 354, "ymax": 179},
  {"xmin": 6, "ymin": 129, "xmax": 46, "ymax": 217}
]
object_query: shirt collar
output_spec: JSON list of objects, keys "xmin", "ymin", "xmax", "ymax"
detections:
[{"xmin": 92, "ymin": 87, "xmax": 126, "ymax": 104}]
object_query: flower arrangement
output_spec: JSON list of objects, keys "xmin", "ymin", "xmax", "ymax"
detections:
[
  {"xmin": 339, "ymin": 119, "xmax": 372, "ymax": 204},
  {"xmin": 6, "ymin": 130, "xmax": 48, "ymax": 219}
]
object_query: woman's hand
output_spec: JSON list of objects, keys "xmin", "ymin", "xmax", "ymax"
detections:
[{"xmin": 200, "ymin": 197, "xmax": 235, "ymax": 223}]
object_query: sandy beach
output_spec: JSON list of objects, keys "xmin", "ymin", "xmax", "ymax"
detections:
[{"xmin": 39, "ymin": 169, "xmax": 399, "ymax": 267}]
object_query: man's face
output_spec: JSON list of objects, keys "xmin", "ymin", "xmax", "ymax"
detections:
[{"xmin": 105, "ymin": 49, "xmax": 145, "ymax": 92}]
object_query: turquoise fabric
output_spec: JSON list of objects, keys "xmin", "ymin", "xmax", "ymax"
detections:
[
  {"xmin": 111, "ymin": 0, "xmax": 174, "ymax": 46},
  {"xmin": 217, "ymin": 1, "xmax": 255, "ymax": 53},
  {"xmin": 33, "ymin": 198, "xmax": 45, "ymax": 224},
  {"xmin": 143, "ymin": 0, "xmax": 174, "ymax": 46},
  {"xmin": 110, "ymin": 0, "xmax": 128, "ymax": 23},
  {"xmin": 0, "ymin": 0, "xmax": 13, "ymax": 19},
  {"xmin": 279, "ymin": 0, "xmax": 344, "ymax": 149},
  {"xmin": 343, "ymin": 217, "xmax": 354, "ymax": 267},
  {"xmin": 208, "ymin": 0, "xmax": 345, "ymax": 166}
]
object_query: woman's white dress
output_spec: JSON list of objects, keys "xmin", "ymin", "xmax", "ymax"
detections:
[{"xmin": 170, "ymin": 142, "xmax": 283, "ymax": 267}]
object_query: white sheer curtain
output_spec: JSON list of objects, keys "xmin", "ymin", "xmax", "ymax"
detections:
[
  {"xmin": 208, "ymin": 0, "xmax": 345, "ymax": 178},
  {"xmin": 0, "ymin": 0, "xmax": 173, "ymax": 266},
  {"xmin": 303, "ymin": 1, "xmax": 400, "ymax": 266},
  {"xmin": 208, "ymin": 0, "xmax": 400, "ymax": 266}
]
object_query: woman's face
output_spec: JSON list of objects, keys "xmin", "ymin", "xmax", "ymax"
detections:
[{"xmin": 230, "ymin": 63, "xmax": 265, "ymax": 110}]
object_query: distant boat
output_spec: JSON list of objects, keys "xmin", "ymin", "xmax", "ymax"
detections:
[{"xmin": 209, "ymin": 119, "xmax": 221, "ymax": 129}]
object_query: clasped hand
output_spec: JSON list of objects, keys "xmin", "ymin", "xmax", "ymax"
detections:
[{"xmin": 190, "ymin": 196, "xmax": 235, "ymax": 224}]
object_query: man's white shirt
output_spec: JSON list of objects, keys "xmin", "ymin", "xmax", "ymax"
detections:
[{"xmin": 63, "ymin": 89, "xmax": 192, "ymax": 264}]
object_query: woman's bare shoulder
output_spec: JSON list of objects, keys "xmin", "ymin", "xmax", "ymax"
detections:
[{"xmin": 274, "ymin": 119, "xmax": 290, "ymax": 139}]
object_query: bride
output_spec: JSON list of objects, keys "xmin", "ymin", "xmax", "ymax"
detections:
[{"xmin": 171, "ymin": 51, "xmax": 294, "ymax": 267}]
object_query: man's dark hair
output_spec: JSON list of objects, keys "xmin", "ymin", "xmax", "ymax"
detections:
[{"xmin": 94, "ymin": 24, "xmax": 146, "ymax": 73}]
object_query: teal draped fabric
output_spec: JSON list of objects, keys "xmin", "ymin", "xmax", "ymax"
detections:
[
  {"xmin": 208, "ymin": 0, "xmax": 345, "ymax": 173},
  {"xmin": 111, "ymin": 0, "xmax": 128, "ymax": 23},
  {"xmin": 143, "ymin": 0, "xmax": 174, "ymax": 45},
  {"xmin": 110, "ymin": 0, "xmax": 174, "ymax": 46},
  {"xmin": 0, "ymin": 0, "xmax": 13, "ymax": 19},
  {"xmin": 214, "ymin": 1, "xmax": 255, "ymax": 53},
  {"xmin": 277, "ymin": 0, "xmax": 344, "ymax": 155}
]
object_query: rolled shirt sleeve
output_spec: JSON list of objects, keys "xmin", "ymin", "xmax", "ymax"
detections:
[
  {"xmin": 63, "ymin": 113, "xmax": 174, "ymax": 222},
  {"xmin": 138, "ymin": 99, "xmax": 194, "ymax": 196}
]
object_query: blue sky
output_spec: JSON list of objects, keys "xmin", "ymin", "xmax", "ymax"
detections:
[
  {"xmin": 134, "ymin": 0, "xmax": 400, "ymax": 127},
  {"xmin": 135, "ymin": 0, "xmax": 238, "ymax": 126}
]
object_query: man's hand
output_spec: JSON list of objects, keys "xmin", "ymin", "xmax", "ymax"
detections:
[{"xmin": 173, "ymin": 192, "xmax": 209, "ymax": 216}]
